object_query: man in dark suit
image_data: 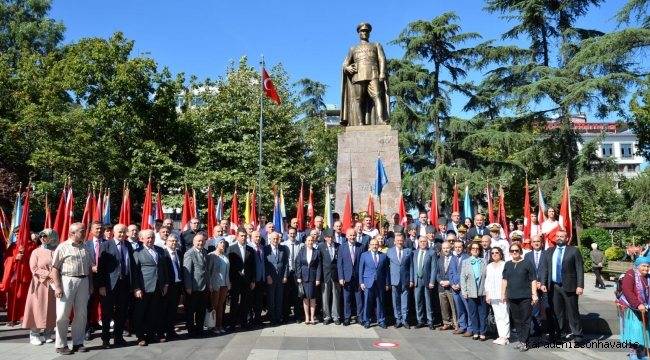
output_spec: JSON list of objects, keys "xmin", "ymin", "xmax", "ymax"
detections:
[
  {"xmin": 249, "ymin": 231, "xmax": 266, "ymax": 326},
  {"xmin": 449, "ymin": 239, "xmax": 472, "ymax": 336},
  {"xmin": 433, "ymin": 218, "xmax": 448, "ymax": 244},
  {"xmin": 227, "ymin": 227, "xmax": 256, "ymax": 331},
  {"xmin": 437, "ymin": 241, "xmax": 457, "ymax": 331},
  {"xmin": 318, "ymin": 229, "xmax": 341, "ymax": 325},
  {"xmin": 84, "ymin": 221, "xmax": 105, "ymax": 340},
  {"xmin": 524, "ymin": 234, "xmax": 556, "ymax": 338},
  {"xmin": 161, "ymin": 234, "xmax": 183, "ymax": 339},
  {"xmin": 97, "ymin": 224, "xmax": 134, "ymax": 349},
  {"xmin": 337, "ymin": 228, "xmax": 364, "ymax": 325},
  {"xmin": 281, "ymin": 227, "xmax": 304, "ymax": 323},
  {"xmin": 264, "ymin": 232, "xmax": 289, "ymax": 325},
  {"xmin": 412, "ymin": 236, "xmax": 438, "ymax": 329},
  {"xmin": 354, "ymin": 222, "xmax": 371, "ymax": 251},
  {"xmin": 406, "ymin": 224, "xmax": 419, "ymax": 249},
  {"xmin": 359, "ymin": 237, "xmax": 390, "ymax": 329},
  {"xmin": 466, "ymin": 214, "xmax": 488, "ymax": 240},
  {"xmin": 387, "ymin": 232, "xmax": 413, "ymax": 328},
  {"xmin": 133, "ymin": 229, "xmax": 168, "ymax": 346},
  {"xmin": 541, "ymin": 230, "xmax": 584, "ymax": 343},
  {"xmin": 182, "ymin": 232, "xmax": 209, "ymax": 338},
  {"xmin": 307, "ymin": 216, "xmax": 325, "ymax": 243},
  {"xmin": 181, "ymin": 217, "xmax": 201, "ymax": 253}
]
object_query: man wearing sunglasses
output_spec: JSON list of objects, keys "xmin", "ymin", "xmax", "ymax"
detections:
[{"xmin": 524, "ymin": 235, "xmax": 555, "ymax": 338}]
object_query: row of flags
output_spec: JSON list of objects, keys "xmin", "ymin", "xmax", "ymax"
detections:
[{"xmin": 1, "ymin": 170, "xmax": 572, "ymax": 247}]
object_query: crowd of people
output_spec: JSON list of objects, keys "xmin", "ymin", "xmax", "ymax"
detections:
[{"xmin": 0, "ymin": 210, "xmax": 587, "ymax": 355}]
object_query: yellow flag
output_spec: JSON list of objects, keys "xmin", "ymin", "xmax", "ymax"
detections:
[{"xmin": 244, "ymin": 189, "xmax": 251, "ymax": 225}]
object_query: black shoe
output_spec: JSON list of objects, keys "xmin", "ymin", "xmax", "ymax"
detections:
[
  {"xmin": 513, "ymin": 343, "xmax": 522, "ymax": 349},
  {"xmin": 277, "ymin": 319, "xmax": 284, "ymax": 325},
  {"xmin": 114, "ymin": 338, "xmax": 129, "ymax": 347},
  {"xmin": 84, "ymin": 329, "xmax": 92, "ymax": 341},
  {"xmin": 56, "ymin": 347, "xmax": 73, "ymax": 355},
  {"xmin": 519, "ymin": 344, "xmax": 529, "ymax": 352},
  {"xmin": 364, "ymin": 323, "xmax": 371, "ymax": 329},
  {"xmin": 416, "ymin": 322, "xmax": 424, "ymax": 329},
  {"xmin": 335, "ymin": 320, "xmax": 341, "ymax": 325},
  {"xmin": 296, "ymin": 319, "xmax": 304, "ymax": 324},
  {"xmin": 343, "ymin": 319, "xmax": 350, "ymax": 326},
  {"xmin": 324, "ymin": 319, "xmax": 332, "ymax": 325},
  {"xmin": 428, "ymin": 324, "xmax": 435, "ymax": 330},
  {"xmin": 102, "ymin": 340, "xmax": 111, "ymax": 349},
  {"xmin": 394, "ymin": 323, "xmax": 402, "ymax": 329},
  {"xmin": 242, "ymin": 323, "xmax": 252, "ymax": 329},
  {"xmin": 379, "ymin": 322, "xmax": 387, "ymax": 329},
  {"xmin": 72, "ymin": 344, "xmax": 88, "ymax": 353},
  {"xmin": 403, "ymin": 323, "xmax": 411, "ymax": 329},
  {"xmin": 167, "ymin": 331, "xmax": 180, "ymax": 339},
  {"xmin": 122, "ymin": 329, "xmax": 131, "ymax": 337}
]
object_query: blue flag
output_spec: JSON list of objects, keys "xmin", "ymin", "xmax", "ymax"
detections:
[
  {"xmin": 463, "ymin": 185, "xmax": 473, "ymax": 221},
  {"xmin": 374, "ymin": 157, "xmax": 388, "ymax": 196},
  {"xmin": 9, "ymin": 192, "xmax": 22, "ymax": 244},
  {"xmin": 273, "ymin": 187, "xmax": 283, "ymax": 234}
]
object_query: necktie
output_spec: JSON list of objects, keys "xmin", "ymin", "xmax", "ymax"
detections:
[
  {"xmin": 556, "ymin": 247, "xmax": 564, "ymax": 283},
  {"xmin": 95, "ymin": 240, "xmax": 100, "ymax": 265},
  {"xmin": 290, "ymin": 244, "xmax": 295, "ymax": 271},
  {"xmin": 256, "ymin": 246, "xmax": 261, "ymax": 260},
  {"xmin": 329, "ymin": 245, "xmax": 333, "ymax": 260},
  {"xmin": 398, "ymin": 248, "xmax": 402, "ymax": 264},
  {"xmin": 119, "ymin": 243, "xmax": 126, "ymax": 276},
  {"xmin": 535, "ymin": 251, "xmax": 539, "ymax": 268},
  {"xmin": 171, "ymin": 251, "xmax": 179, "ymax": 276},
  {"xmin": 274, "ymin": 246, "xmax": 278, "ymax": 260},
  {"xmin": 149, "ymin": 247, "xmax": 157, "ymax": 264},
  {"xmin": 485, "ymin": 250, "xmax": 489, "ymax": 261},
  {"xmin": 444, "ymin": 256, "xmax": 450, "ymax": 273},
  {"xmin": 418, "ymin": 251, "xmax": 424, "ymax": 278},
  {"xmin": 457, "ymin": 256, "xmax": 460, "ymax": 268},
  {"xmin": 350, "ymin": 244, "xmax": 355, "ymax": 265},
  {"xmin": 373, "ymin": 252, "xmax": 378, "ymax": 267}
]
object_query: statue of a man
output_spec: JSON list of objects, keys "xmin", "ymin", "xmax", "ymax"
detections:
[{"xmin": 341, "ymin": 23, "xmax": 390, "ymax": 126}]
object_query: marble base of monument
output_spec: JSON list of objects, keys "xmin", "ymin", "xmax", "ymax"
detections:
[{"xmin": 335, "ymin": 125, "xmax": 402, "ymax": 217}]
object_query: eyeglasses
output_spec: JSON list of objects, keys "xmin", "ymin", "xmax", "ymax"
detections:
[
  {"xmin": 509, "ymin": 249, "xmax": 520, "ymax": 253},
  {"xmin": 39, "ymin": 234, "xmax": 48, "ymax": 238},
  {"xmin": 490, "ymin": 252, "xmax": 500, "ymax": 255}
]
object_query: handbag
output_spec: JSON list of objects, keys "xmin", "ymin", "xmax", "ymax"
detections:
[
  {"xmin": 486, "ymin": 305, "xmax": 497, "ymax": 335},
  {"xmin": 298, "ymin": 283, "xmax": 305, "ymax": 298},
  {"xmin": 204, "ymin": 310, "xmax": 216, "ymax": 328}
]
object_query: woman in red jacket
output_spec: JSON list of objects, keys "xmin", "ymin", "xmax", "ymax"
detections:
[{"xmin": 618, "ymin": 256, "xmax": 650, "ymax": 360}]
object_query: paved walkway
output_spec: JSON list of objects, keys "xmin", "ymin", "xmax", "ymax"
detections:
[{"xmin": 0, "ymin": 273, "xmax": 628, "ymax": 360}]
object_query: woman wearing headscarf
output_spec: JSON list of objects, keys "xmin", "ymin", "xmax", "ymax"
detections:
[
  {"xmin": 618, "ymin": 256, "xmax": 650, "ymax": 360},
  {"xmin": 22, "ymin": 229, "xmax": 59, "ymax": 345}
]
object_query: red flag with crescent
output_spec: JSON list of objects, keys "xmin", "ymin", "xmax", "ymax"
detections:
[{"xmin": 263, "ymin": 69, "xmax": 281, "ymax": 106}]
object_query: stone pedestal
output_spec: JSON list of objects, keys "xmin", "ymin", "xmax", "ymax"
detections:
[{"xmin": 335, "ymin": 125, "xmax": 402, "ymax": 217}]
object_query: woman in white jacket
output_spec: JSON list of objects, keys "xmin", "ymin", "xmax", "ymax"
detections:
[{"xmin": 484, "ymin": 246, "xmax": 510, "ymax": 345}]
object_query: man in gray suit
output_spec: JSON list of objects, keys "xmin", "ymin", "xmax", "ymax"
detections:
[
  {"xmin": 282, "ymin": 227, "xmax": 304, "ymax": 323},
  {"xmin": 386, "ymin": 232, "xmax": 413, "ymax": 329},
  {"xmin": 97, "ymin": 224, "xmax": 133, "ymax": 349},
  {"xmin": 412, "ymin": 236, "xmax": 438, "ymax": 329},
  {"xmin": 132, "ymin": 229, "xmax": 168, "ymax": 346},
  {"xmin": 264, "ymin": 232, "xmax": 289, "ymax": 325},
  {"xmin": 318, "ymin": 228, "xmax": 341, "ymax": 325},
  {"xmin": 183, "ymin": 232, "xmax": 210, "ymax": 338}
]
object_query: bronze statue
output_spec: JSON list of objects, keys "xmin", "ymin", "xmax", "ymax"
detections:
[{"xmin": 341, "ymin": 22, "xmax": 390, "ymax": 126}]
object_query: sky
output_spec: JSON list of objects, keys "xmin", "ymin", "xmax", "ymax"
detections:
[{"xmin": 49, "ymin": 0, "xmax": 628, "ymax": 120}]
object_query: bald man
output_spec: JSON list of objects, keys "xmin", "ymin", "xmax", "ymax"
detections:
[{"xmin": 97, "ymin": 224, "xmax": 134, "ymax": 348}]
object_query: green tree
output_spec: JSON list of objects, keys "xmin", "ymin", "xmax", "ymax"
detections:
[
  {"xmin": 171, "ymin": 58, "xmax": 308, "ymax": 219},
  {"xmin": 388, "ymin": 12, "xmax": 485, "ymax": 210},
  {"xmin": 630, "ymin": 76, "xmax": 650, "ymax": 162}
]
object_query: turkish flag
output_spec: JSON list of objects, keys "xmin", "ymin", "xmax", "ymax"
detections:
[
  {"xmin": 559, "ymin": 175, "xmax": 572, "ymax": 245},
  {"xmin": 263, "ymin": 69, "xmax": 281, "ymax": 105},
  {"xmin": 429, "ymin": 181, "xmax": 439, "ymax": 229}
]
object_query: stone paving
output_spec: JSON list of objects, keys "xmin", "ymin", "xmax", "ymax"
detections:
[{"xmin": 0, "ymin": 273, "xmax": 629, "ymax": 360}]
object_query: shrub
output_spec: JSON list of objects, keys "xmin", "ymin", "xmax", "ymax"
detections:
[
  {"xmin": 580, "ymin": 227, "xmax": 611, "ymax": 251},
  {"xmin": 604, "ymin": 246, "xmax": 625, "ymax": 261},
  {"xmin": 577, "ymin": 245, "xmax": 592, "ymax": 273}
]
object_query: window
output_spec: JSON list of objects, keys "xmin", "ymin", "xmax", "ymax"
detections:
[
  {"xmin": 602, "ymin": 144, "xmax": 613, "ymax": 157},
  {"xmin": 621, "ymin": 144, "xmax": 633, "ymax": 158}
]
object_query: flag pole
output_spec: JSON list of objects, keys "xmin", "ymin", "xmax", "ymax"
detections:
[
  {"xmin": 258, "ymin": 54, "xmax": 264, "ymax": 227},
  {"xmin": 378, "ymin": 153, "xmax": 382, "ymax": 237}
]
